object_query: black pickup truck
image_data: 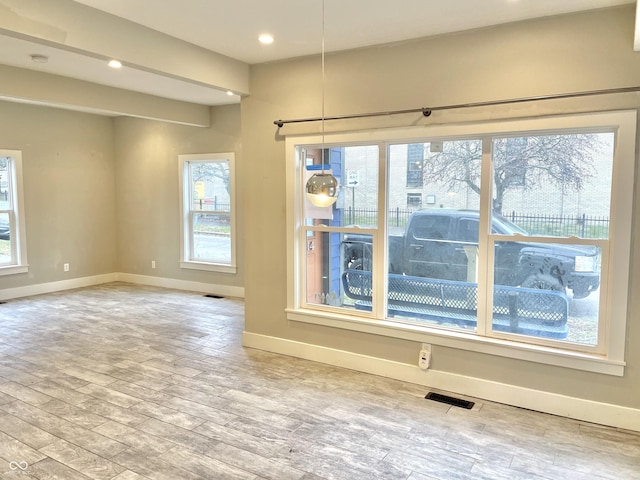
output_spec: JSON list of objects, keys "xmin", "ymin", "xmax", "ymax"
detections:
[{"xmin": 343, "ymin": 209, "xmax": 600, "ymax": 299}]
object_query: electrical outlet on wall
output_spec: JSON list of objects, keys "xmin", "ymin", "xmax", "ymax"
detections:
[
  {"xmin": 63, "ymin": 263, "xmax": 70, "ymax": 272},
  {"xmin": 151, "ymin": 260, "xmax": 156, "ymax": 269},
  {"xmin": 419, "ymin": 343, "xmax": 431, "ymax": 370}
]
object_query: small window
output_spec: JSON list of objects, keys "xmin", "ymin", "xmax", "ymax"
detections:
[
  {"xmin": 179, "ymin": 153, "xmax": 236, "ymax": 273},
  {"xmin": 407, "ymin": 193, "xmax": 422, "ymax": 208},
  {"xmin": 406, "ymin": 143, "xmax": 424, "ymax": 188}
]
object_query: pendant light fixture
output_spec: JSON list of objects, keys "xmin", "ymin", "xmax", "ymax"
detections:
[{"xmin": 305, "ymin": 0, "xmax": 339, "ymax": 208}]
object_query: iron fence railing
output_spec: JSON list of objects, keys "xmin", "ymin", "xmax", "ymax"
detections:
[
  {"xmin": 192, "ymin": 200, "xmax": 230, "ymax": 211},
  {"xmin": 341, "ymin": 207, "xmax": 609, "ymax": 239},
  {"xmin": 506, "ymin": 211, "xmax": 609, "ymax": 238},
  {"xmin": 343, "ymin": 207, "xmax": 417, "ymax": 227}
]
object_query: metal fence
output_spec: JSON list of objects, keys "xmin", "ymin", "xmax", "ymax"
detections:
[
  {"xmin": 343, "ymin": 207, "xmax": 416, "ymax": 227},
  {"xmin": 192, "ymin": 200, "xmax": 230, "ymax": 211},
  {"xmin": 505, "ymin": 211, "xmax": 609, "ymax": 238},
  {"xmin": 342, "ymin": 207, "xmax": 610, "ymax": 239}
]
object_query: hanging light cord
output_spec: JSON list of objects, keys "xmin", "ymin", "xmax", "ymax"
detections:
[{"xmin": 320, "ymin": 0, "xmax": 326, "ymax": 173}]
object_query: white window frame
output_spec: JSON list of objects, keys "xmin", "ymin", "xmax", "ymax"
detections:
[
  {"xmin": 178, "ymin": 152, "xmax": 236, "ymax": 274},
  {"xmin": 0, "ymin": 150, "xmax": 28, "ymax": 276},
  {"xmin": 285, "ymin": 110, "xmax": 636, "ymax": 376}
]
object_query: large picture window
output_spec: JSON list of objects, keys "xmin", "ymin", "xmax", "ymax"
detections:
[
  {"xmin": 286, "ymin": 111, "xmax": 636, "ymax": 375},
  {"xmin": 179, "ymin": 153, "xmax": 236, "ymax": 274},
  {"xmin": 0, "ymin": 150, "xmax": 28, "ymax": 275}
]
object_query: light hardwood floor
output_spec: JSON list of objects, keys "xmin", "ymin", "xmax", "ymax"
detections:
[{"xmin": 0, "ymin": 282, "xmax": 638, "ymax": 479}]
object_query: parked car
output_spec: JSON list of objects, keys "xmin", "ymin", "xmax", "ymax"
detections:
[
  {"xmin": 343, "ymin": 209, "xmax": 600, "ymax": 299},
  {"xmin": 0, "ymin": 218, "xmax": 10, "ymax": 240}
]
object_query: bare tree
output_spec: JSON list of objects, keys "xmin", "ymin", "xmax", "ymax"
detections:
[
  {"xmin": 423, "ymin": 134, "xmax": 600, "ymax": 214},
  {"xmin": 191, "ymin": 162, "xmax": 230, "ymax": 195}
]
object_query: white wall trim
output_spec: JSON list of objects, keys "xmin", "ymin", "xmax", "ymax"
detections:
[
  {"xmin": 0, "ymin": 272, "xmax": 244, "ymax": 301},
  {"xmin": 0, "ymin": 273, "xmax": 118, "ymax": 301},
  {"xmin": 117, "ymin": 273, "xmax": 244, "ymax": 298},
  {"xmin": 287, "ymin": 310, "xmax": 625, "ymax": 376},
  {"xmin": 242, "ymin": 331, "xmax": 640, "ymax": 432}
]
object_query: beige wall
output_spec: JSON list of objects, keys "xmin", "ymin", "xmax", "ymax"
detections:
[
  {"xmin": 242, "ymin": 6, "xmax": 640, "ymax": 408},
  {"xmin": 0, "ymin": 101, "xmax": 243, "ymax": 293},
  {"xmin": 0, "ymin": 101, "xmax": 117, "ymax": 286},
  {"xmin": 114, "ymin": 104, "xmax": 244, "ymax": 288}
]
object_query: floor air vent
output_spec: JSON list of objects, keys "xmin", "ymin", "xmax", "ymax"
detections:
[
  {"xmin": 425, "ymin": 392, "xmax": 474, "ymax": 409},
  {"xmin": 204, "ymin": 294, "xmax": 224, "ymax": 299}
]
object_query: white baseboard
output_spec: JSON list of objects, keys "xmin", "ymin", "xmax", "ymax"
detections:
[
  {"xmin": 0, "ymin": 273, "xmax": 118, "ymax": 301},
  {"xmin": 116, "ymin": 273, "xmax": 244, "ymax": 298},
  {"xmin": 242, "ymin": 331, "xmax": 640, "ymax": 432},
  {"xmin": 0, "ymin": 272, "xmax": 244, "ymax": 301}
]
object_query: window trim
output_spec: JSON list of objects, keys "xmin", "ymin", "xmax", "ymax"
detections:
[
  {"xmin": 0, "ymin": 150, "xmax": 28, "ymax": 276},
  {"xmin": 178, "ymin": 152, "xmax": 237, "ymax": 274},
  {"xmin": 285, "ymin": 110, "xmax": 636, "ymax": 376}
]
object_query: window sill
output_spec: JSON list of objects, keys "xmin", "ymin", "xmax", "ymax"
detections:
[
  {"xmin": 286, "ymin": 308, "xmax": 625, "ymax": 376},
  {"xmin": 180, "ymin": 260, "xmax": 236, "ymax": 274},
  {"xmin": 0, "ymin": 265, "xmax": 28, "ymax": 276}
]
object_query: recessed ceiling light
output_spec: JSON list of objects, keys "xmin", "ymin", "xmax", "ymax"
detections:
[
  {"xmin": 226, "ymin": 90, "xmax": 234, "ymax": 96},
  {"xmin": 30, "ymin": 54, "xmax": 48, "ymax": 64},
  {"xmin": 108, "ymin": 59, "xmax": 122, "ymax": 69},
  {"xmin": 258, "ymin": 34, "xmax": 274, "ymax": 45}
]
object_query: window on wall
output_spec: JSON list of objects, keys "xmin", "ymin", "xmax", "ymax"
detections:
[
  {"xmin": 179, "ymin": 153, "xmax": 236, "ymax": 274},
  {"xmin": 286, "ymin": 111, "xmax": 636, "ymax": 375},
  {"xmin": 0, "ymin": 150, "xmax": 28, "ymax": 275},
  {"xmin": 406, "ymin": 143, "xmax": 424, "ymax": 188},
  {"xmin": 407, "ymin": 193, "xmax": 422, "ymax": 207}
]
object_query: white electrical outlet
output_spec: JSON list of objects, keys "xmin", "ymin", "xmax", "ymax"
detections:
[
  {"xmin": 63, "ymin": 263, "xmax": 69, "ymax": 272},
  {"xmin": 151, "ymin": 260, "xmax": 156, "ymax": 269},
  {"xmin": 418, "ymin": 343, "xmax": 431, "ymax": 370}
]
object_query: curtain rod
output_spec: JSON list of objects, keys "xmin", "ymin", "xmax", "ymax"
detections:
[{"xmin": 273, "ymin": 85, "xmax": 640, "ymax": 127}]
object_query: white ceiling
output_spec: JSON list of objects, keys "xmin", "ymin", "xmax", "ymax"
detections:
[
  {"xmin": 71, "ymin": 0, "xmax": 636, "ymax": 64},
  {"xmin": 0, "ymin": 0, "xmax": 636, "ymax": 107}
]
